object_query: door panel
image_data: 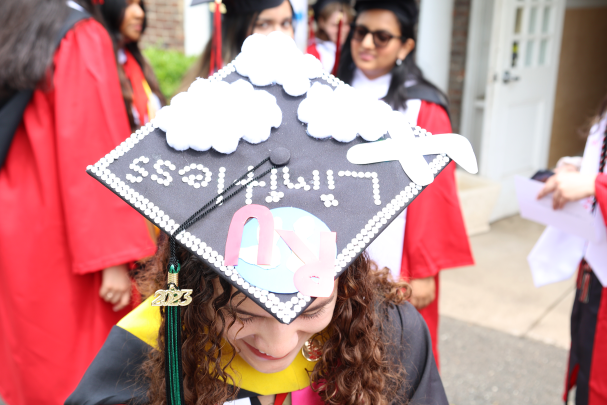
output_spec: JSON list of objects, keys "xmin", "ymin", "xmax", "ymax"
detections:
[
  {"xmin": 481, "ymin": 0, "xmax": 566, "ymax": 220},
  {"xmin": 503, "ymin": 101, "xmax": 544, "ymax": 175}
]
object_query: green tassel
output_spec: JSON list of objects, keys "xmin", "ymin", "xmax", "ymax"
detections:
[{"xmin": 165, "ymin": 263, "xmax": 184, "ymax": 405}]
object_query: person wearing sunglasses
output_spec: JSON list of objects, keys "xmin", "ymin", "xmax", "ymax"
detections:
[{"xmin": 336, "ymin": 0, "xmax": 473, "ymax": 369}]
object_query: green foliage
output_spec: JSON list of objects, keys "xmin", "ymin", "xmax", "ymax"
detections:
[{"xmin": 143, "ymin": 47, "xmax": 198, "ymax": 100}]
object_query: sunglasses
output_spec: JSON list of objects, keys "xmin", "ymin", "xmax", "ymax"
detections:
[{"xmin": 351, "ymin": 25, "xmax": 405, "ymax": 48}]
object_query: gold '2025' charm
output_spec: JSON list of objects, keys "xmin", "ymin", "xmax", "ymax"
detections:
[{"xmin": 151, "ymin": 285, "xmax": 193, "ymax": 306}]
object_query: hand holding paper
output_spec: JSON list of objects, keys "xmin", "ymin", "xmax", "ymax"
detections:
[{"xmin": 537, "ymin": 171, "xmax": 597, "ymax": 210}]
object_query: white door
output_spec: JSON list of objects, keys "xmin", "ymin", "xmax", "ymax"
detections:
[{"xmin": 481, "ymin": 0, "xmax": 566, "ymax": 220}]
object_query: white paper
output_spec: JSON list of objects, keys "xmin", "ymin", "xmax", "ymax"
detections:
[
  {"xmin": 346, "ymin": 113, "xmax": 478, "ymax": 186},
  {"xmin": 527, "ymin": 226, "xmax": 586, "ymax": 287},
  {"xmin": 515, "ymin": 175, "xmax": 599, "ymax": 242}
]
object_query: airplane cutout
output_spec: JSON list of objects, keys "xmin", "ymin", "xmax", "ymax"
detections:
[{"xmin": 346, "ymin": 111, "xmax": 478, "ymax": 186}]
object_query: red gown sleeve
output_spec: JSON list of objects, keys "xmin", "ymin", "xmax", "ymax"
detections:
[
  {"xmin": 401, "ymin": 101, "xmax": 474, "ymax": 280},
  {"xmin": 53, "ymin": 20, "xmax": 156, "ymax": 275},
  {"xmin": 596, "ymin": 173, "xmax": 607, "ymax": 226}
]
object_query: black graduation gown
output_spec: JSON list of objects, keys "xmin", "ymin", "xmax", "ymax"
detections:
[{"xmin": 66, "ymin": 300, "xmax": 447, "ymax": 405}]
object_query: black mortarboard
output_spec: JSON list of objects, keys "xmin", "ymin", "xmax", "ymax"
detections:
[
  {"xmin": 86, "ymin": 31, "xmax": 476, "ymax": 404},
  {"xmin": 89, "ymin": 30, "xmax": 477, "ymax": 323},
  {"xmin": 191, "ymin": 0, "xmax": 285, "ymax": 14},
  {"xmin": 355, "ymin": 0, "xmax": 418, "ymax": 26}
]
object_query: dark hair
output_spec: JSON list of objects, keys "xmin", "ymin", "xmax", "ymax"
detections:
[
  {"xmin": 314, "ymin": 2, "xmax": 355, "ymax": 43},
  {"xmin": 336, "ymin": 8, "xmax": 445, "ymax": 111},
  {"xmin": 178, "ymin": 1, "xmax": 294, "ymax": 93},
  {"xmin": 138, "ymin": 233, "xmax": 410, "ymax": 405},
  {"xmin": 96, "ymin": 0, "xmax": 165, "ymax": 129},
  {"xmin": 179, "ymin": 11, "xmax": 260, "ymax": 91},
  {"xmin": 579, "ymin": 92, "xmax": 607, "ymax": 139},
  {"xmin": 0, "ymin": 0, "xmax": 68, "ymax": 101}
]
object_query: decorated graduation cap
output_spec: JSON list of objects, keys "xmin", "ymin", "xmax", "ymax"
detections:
[{"xmin": 86, "ymin": 31, "xmax": 477, "ymax": 405}]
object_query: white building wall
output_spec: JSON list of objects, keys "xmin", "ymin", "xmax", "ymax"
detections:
[
  {"xmin": 416, "ymin": 0, "xmax": 455, "ymax": 93},
  {"xmin": 184, "ymin": 0, "xmax": 210, "ymax": 56}
]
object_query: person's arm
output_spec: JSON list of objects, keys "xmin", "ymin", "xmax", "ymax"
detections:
[
  {"xmin": 100, "ymin": 265, "xmax": 133, "ymax": 311},
  {"xmin": 537, "ymin": 171, "xmax": 597, "ymax": 209},
  {"xmin": 52, "ymin": 20, "xmax": 156, "ymax": 309}
]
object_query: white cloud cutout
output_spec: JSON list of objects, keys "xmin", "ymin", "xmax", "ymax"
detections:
[
  {"xmin": 233, "ymin": 32, "xmax": 323, "ymax": 97},
  {"xmin": 297, "ymin": 82, "xmax": 393, "ymax": 142},
  {"xmin": 155, "ymin": 78, "xmax": 282, "ymax": 154}
]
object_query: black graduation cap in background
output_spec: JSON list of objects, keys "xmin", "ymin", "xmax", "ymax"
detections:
[
  {"xmin": 87, "ymin": 32, "xmax": 476, "ymax": 404},
  {"xmin": 190, "ymin": 0, "xmax": 284, "ymax": 13},
  {"xmin": 355, "ymin": 0, "xmax": 418, "ymax": 25}
]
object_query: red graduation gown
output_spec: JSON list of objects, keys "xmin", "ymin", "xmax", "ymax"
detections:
[
  {"xmin": 0, "ymin": 19, "xmax": 156, "ymax": 405},
  {"xmin": 589, "ymin": 174, "xmax": 607, "ymax": 403},
  {"xmin": 401, "ymin": 101, "xmax": 474, "ymax": 367},
  {"xmin": 564, "ymin": 173, "xmax": 607, "ymax": 404}
]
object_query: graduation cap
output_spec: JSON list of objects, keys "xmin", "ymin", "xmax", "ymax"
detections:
[
  {"xmin": 191, "ymin": 0, "xmax": 284, "ymax": 12},
  {"xmin": 86, "ymin": 31, "xmax": 477, "ymax": 404},
  {"xmin": 355, "ymin": 0, "xmax": 418, "ymax": 26}
]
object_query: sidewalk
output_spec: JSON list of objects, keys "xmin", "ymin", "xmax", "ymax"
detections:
[
  {"xmin": 440, "ymin": 215, "xmax": 575, "ymax": 349},
  {"xmin": 439, "ymin": 215, "xmax": 575, "ymax": 404}
]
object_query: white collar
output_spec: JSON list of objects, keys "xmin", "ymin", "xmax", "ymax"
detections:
[
  {"xmin": 315, "ymin": 38, "xmax": 336, "ymax": 52},
  {"xmin": 350, "ymin": 68, "xmax": 392, "ymax": 100}
]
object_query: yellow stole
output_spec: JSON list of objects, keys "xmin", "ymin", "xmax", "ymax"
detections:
[{"xmin": 117, "ymin": 297, "xmax": 316, "ymax": 396}]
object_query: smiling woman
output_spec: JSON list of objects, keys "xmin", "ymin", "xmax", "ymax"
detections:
[
  {"xmin": 65, "ymin": 20, "xmax": 454, "ymax": 404},
  {"xmin": 67, "ymin": 234, "xmax": 446, "ymax": 405}
]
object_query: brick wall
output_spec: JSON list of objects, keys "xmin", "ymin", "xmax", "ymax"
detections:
[
  {"xmin": 141, "ymin": 0, "xmax": 185, "ymax": 51},
  {"xmin": 446, "ymin": 0, "xmax": 471, "ymax": 133}
]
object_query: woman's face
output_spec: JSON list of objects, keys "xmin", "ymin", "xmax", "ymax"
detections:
[
  {"xmin": 350, "ymin": 9, "xmax": 415, "ymax": 80},
  {"xmin": 120, "ymin": 0, "xmax": 145, "ymax": 43},
  {"xmin": 318, "ymin": 10, "xmax": 351, "ymax": 45},
  {"xmin": 225, "ymin": 280, "xmax": 338, "ymax": 374},
  {"xmin": 251, "ymin": 0, "xmax": 294, "ymax": 38}
]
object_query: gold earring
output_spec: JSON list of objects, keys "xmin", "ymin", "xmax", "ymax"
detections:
[{"xmin": 301, "ymin": 338, "xmax": 322, "ymax": 362}]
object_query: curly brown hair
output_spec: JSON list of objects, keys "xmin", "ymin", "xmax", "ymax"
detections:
[{"xmin": 138, "ymin": 233, "xmax": 411, "ymax": 405}]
